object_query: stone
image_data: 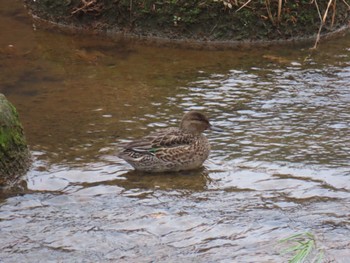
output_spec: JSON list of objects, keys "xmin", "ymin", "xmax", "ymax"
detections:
[{"xmin": 0, "ymin": 94, "xmax": 30, "ymax": 187}]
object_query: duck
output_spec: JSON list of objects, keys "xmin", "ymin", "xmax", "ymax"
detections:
[{"xmin": 118, "ymin": 111, "xmax": 220, "ymax": 172}]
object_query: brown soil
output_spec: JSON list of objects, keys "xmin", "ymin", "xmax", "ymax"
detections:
[{"xmin": 23, "ymin": 0, "xmax": 350, "ymax": 48}]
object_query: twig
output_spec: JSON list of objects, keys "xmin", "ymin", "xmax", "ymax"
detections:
[
  {"xmin": 265, "ymin": 0, "xmax": 275, "ymax": 25},
  {"xmin": 209, "ymin": 21, "xmax": 219, "ymax": 34},
  {"xmin": 342, "ymin": 0, "xmax": 350, "ymax": 9},
  {"xmin": 277, "ymin": 0, "xmax": 283, "ymax": 23},
  {"xmin": 312, "ymin": 0, "xmax": 323, "ymax": 22},
  {"xmin": 236, "ymin": 0, "xmax": 252, "ymax": 12},
  {"xmin": 71, "ymin": 0, "xmax": 102, "ymax": 15},
  {"xmin": 331, "ymin": 0, "xmax": 336, "ymax": 27},
  {"xmin": 312, "ymin": 0, "xmax": 334, "ymax": 49}
]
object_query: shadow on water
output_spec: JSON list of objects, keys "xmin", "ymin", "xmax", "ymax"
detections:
[
  {"xmin": 113, "ymin": 168, "xmax": 211, "ymax": 191},
  {"xmin": 1, "ymin": 0, "xmax": 350, "ymax": 262}
]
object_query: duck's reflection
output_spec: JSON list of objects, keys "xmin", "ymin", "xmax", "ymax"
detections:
[{"xmin": 110, "ymin": 167, "xmax": 211, "ymax": 191}]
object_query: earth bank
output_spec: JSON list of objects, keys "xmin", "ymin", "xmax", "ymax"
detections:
[{"xmin": 24, "ymin": 0, "xmax": 350, "ymax": 46}]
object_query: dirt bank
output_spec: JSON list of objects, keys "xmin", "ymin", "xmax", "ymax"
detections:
[{"xmin": 24, "ymin": 0, "xmax": 350, "ymax": 47}]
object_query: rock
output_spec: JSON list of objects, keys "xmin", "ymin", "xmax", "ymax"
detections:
[{"xmin": 0, "ymin": 94, "xmax": 30, "ymax": 187}]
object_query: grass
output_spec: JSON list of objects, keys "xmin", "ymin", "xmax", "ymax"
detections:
[
  {"xmin": 278, "ymin": 232, "xmax": 325, "ymax": 263},
  {"xmin": 26, "ymin": 0, "xmax": 350, "ymax": 46},
  {"xmin": 217, "ymin": 0, "xmax": 350, "ymax": 48}
]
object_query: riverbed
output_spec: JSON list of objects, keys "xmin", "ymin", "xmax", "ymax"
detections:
[{"xmin": 0, "ymin": 1, "xmax": 349, "ymax": 262}]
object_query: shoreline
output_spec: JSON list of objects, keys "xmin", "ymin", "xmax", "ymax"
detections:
[{"xmin": 30, "ymin": 15, "xmax": 350, "ymax": 50}]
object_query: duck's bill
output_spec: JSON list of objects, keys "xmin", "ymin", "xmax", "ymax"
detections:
[{"xmin": 209, "ymin": 125, "xmax": 224, "ymax": 132}]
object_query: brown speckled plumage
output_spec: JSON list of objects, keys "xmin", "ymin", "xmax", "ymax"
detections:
[{"xmin": 118, "ymin": 111, "xmax": 217, "ymax": 172}]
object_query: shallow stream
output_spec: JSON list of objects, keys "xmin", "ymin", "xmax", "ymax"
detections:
[{"xmin": 0, "ymin": 1, "xmax": 349, "ymax": 262}]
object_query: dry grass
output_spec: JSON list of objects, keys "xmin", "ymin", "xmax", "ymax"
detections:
[{"xmin": 221, "ymin": 0, "xmax": 350, "ymax": 48}]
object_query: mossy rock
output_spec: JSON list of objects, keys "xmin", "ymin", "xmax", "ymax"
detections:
[{"xmin": 0, "ymin": 94, "xmax": 30, "ymax": 187}]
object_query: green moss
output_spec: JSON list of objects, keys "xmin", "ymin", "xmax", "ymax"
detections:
[
  {"xmin": 0, "ymin": 127, "xmax": 12, "ymax": 150},
  {"xmin": 0, "ymin": 94, "xmax": 30, "ymax": 187},
  {"xmin": 0, "ymin": 96, "xmax": 26, "ymax": 151}
]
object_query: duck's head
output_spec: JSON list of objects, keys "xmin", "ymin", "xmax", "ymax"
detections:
[{"xmin": 180, "ymin": 111, "xmax": 221, "ymax": 134}]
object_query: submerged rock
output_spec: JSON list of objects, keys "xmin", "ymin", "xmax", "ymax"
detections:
[{"xmin": 0, "ymin": 94, "xmax": 30, "ymax": 187}]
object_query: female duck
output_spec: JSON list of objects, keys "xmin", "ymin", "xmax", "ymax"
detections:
[{"xmin": 118, "ymin": 111, "xmax": 219, "ymax": 172}]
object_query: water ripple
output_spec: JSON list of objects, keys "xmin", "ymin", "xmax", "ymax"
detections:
[{"xmin": 175, "ymin": 64, "xmax": 350, "ymax": 170}]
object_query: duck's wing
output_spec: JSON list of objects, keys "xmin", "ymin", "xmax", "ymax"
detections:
[{"xmin": 120, "ymin": 128, "xmax": 195, "ymax": 156}]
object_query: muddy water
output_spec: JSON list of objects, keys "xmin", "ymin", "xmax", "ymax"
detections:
[{"xmin": 1, "ymin": 1, "xmax": 350, "ymax": 262}]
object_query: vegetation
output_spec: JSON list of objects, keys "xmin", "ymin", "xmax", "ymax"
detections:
[
  {"xmin": 24, "ymin": 0, "xmax": 350, "ymax": 46},
  {"xmin": 216, "ymin": 0, "xmax": 350, "ymax": 47},
  {"xmin": 278, "ymin": 232, "xmax": 325, "ymax": 263}
]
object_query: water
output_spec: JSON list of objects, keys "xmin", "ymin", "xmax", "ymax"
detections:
[{"xmin": 1, "ymin": 1, "xmax": 350, "ymax": 262}]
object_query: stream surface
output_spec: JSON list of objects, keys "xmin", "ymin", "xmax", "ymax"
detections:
[{"xmin": 0, "ymin": 1, "xmax": 349, "ymax": 262}]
